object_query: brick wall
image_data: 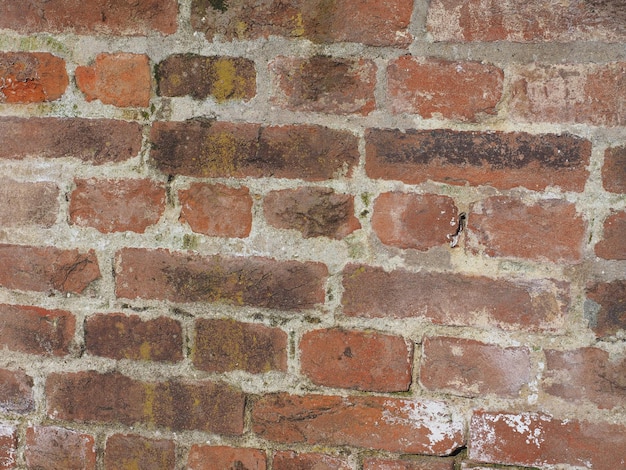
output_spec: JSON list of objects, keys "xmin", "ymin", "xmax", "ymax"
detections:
[{"xmin": 0, "ymin": 1, "xmax": 625, "ymax": 469}]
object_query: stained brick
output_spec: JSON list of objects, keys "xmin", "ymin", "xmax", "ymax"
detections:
[
  {"xmin": 105, "ymin": 434, "xmax": 175, "ymax": 470},
  {"xmin": 0, "ymin": 179, "xmax": 58, "ymax": 228},
  {"xmin": 603, "ymin": 145, "xmax": 626, "ymax": 193},
  {"xmin": 273, "ymin": 451, "xmax": 351, "ymax": 470},
  {"xmin": 0, "ymin": 52, "xmax": 68, "ymax": 103},
  {"xmin": 595, "ymin": 211, "xmax": 626, "ymax": 260},
  {"xmin": 0, "ymin": 426, "xmax": 17, "ymax": 470},
  {"xmin": 25, "ymin": 426, "xmax": 95, "ymax": 470},
  {"xmin": 0, "ymin": 369, "xmax": 34, "ymax": 414},
  {"xmin": 188, "ymin": 446, "xmax": 266, "ymax": 470},
  {"xmin": 363, "ymin": 457, "xmax": 455, "ymax": 470},
  {"xmin": 585, "ymin": 281, "xmax": 626, "ymax": 338}
]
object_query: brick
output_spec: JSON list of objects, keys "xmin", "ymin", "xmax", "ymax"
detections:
[
  {"xmin": 70, "ymin": 178, "xmax": 166, "ymax": 234},
  {"xmin": 25, "ymin": 426, "xmax": 96, "ymax": 470},
  {"xmin": 85, "ymin": 313, "xmax": 183, "ymax": 362},
  {"xmin": 76, "ymin": 53, "xmax": 151, "ymax": 107},
  {"xmin": 157, "ymin": 54, "xmax": 255, "ymax": 101},
  {"xmin": 253, "ymin": 394, "xmax": 464, "ymax": 455},
  {"xmin": 0, "ymin": 369, "xmax": 34, "ymax": 414},
  {"xmin": 300, "ymin": 328, "xmax": 412, "ymax": 392},
  {"xmin": 469, "ymin": 197, "xmax": 585, "ymax": 263},
  {"xmin": 595, "ymin": 211, "xmax": 626, "ymax": 260},
  {"xmin": 420, "ymin": 336, "xmax": 530, "ymax": 397},
  {"xmin": 365, "ymin": 128, "xmax": 591, "ymax": 191},
  {"xmin": 603, "ymin": 145, "xmax": 626, "ymax": 193},
  {"xmin": 0, "ymin": 179, "xmax": 58, "ymax": 228},
  {"xmin": 264, "ymin": 187, "xmax": 360, "ymax": 239},
  {"xmin": 543, "ymin": 347, "xmax": 626, "ymax": 409},
  {"xmin": 585, "ymin": 281, "xmax": 626, "ymax": 338},
  {"xmin": 269, "ymin": 55, "xmax": 376, "ymax": 115},
  {"xmin": 115, "ymin": 248, "xmax": 327, "ymax": 311},
  {"xmin": 191, "ymin": 0, "xmax": 412, "ymax": 46},
  {"xmin": 0, "ymin": 304, "xmax": 75, "ymax": 356},
  {"xmin": 0, "ymin": 117, "xmax": 142, "ymax": 164},
  {"xmin": 0, "ymin": 426, "xmax": 17, "ymax": 470},
  {"xmin": 150, "ymin": 121, "xmax": 359, "ymax": 180},
  {"xmin": 0, "ymin": 52, "xmax": 67, "ymax": 103},
  {"xmin": 510, "ymin": 63, "xmax": 626, "ymax": 126},
  {"xmin": 387, "ymin": 57, "xmax": 503, "ymax": 121},
  {"xmin": 372, "ymin": 193, "xmax": 459, "ymax": 251},
  {"xmin": 273, "ymin": 451, "xmax": 351, "ymax": 470},
  {"xmin": 342, "ymin": 264, "xmax": 568, "ymax": 332},
  {"xmin": 105, "ymin": 434, "xmax": 175, "ymax": 470},
  {"xmin": 363, "ymin": 457, "xmax": 455, "ymax": 470},
  {"xmin": 0, "ymin": 0, "xmax": 177, "ymax": 35},
  {"xmin": 193, "ymin": 318, "xmax": 287, "ymax": 373},
  {"xmin": 179, "ymin": 183, "xmax": 252, "ymax": 238},
  {"xmin": 427, "ymin": 0, "xmax": 626, "ymax": 42},
  {"xmin": 46, "ymin": 371, "xmax": 245, "ymax": 434},
  {"xmin": 469, "ymin": 411, "xmax": 626, "ymax": 469},
  {"xmin": 0, "ymin": 244, "xmax": 100, "ymax": 294},
  {"xmin": 188, "ymin": 446, "xmax": 266, "ymax": 470}
]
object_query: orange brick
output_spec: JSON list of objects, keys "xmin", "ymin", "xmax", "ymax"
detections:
[{"xmin": 0, "ymin": 52, "xmax": 67, "ymax": 103}]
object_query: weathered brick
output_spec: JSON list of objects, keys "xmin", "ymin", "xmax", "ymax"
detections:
[
  {"xmin": 0, "ymin": 0, "xmax": 177, "ymax": 35},
  {"xmin": 105, "ymin": 434, "xmax": 175, "ymax": 470},
  {"xmin": 0, "ymin": 369, "xmax": 34, "ymax": 414},
  {"xmin": 253, "ymin": 394, "xmax": 464, "ymax": 455},
  {"xmin": 46, "ymin": 371, "xmax": 245, "ymax": 434},
  {"xmin": 365, "ymin": 128, "xmax": 590, "ymax": 191},
  {"xmin": 264, "ymin": 187, "xmax": 360, "ymax": 239},
  {"xmin": 273, "ymin": 451, "xmax": 351, "ymax": 470},
  {"xmin": 300, "ymin": 328, "xmax": 412, "ymax": 392},
  {"xmin": 0, "ymin": 304, "xmax": 75, "ymax": 356},
  {"xmin": 603, "ymin": 145, "xmax": 626, "ymax": 193},
  {"xmin": 76, "ymin": 53, "xmax": 151, "ymax": 107},
  {"xmin": 510, "ymin": 63, "xmax": 626, "ymax": 126},
  {"xmin": 150, "ymin": 121, "xmax": 359, "ymax": 180},
  {"xmin": 191, "ymin": 0, "xmax": 412, "ymax": 46},
  {"xmin": 157, "ymin": 54, "xmax": 255, "ymax": 102},
  {"xmin": 85, "ymin": 313, "xmax": 183, "ymax": 362},
  {"xmin": 342, "ymin": 265, "xmax": 568, "ymax": 332},
  {"xmin": 25, "ymin": 426, "xmax": 96, "ymax": 470},
  {"xmin": 0, "ymin": 52, "xmax": 67, "ymax": 103},
  {"xmin": 0, "ymin": 117, "xmax": 142, "ymax": 164},
  {"xmin": 270, "ymin": 55, "xmax": 376, "ymax": 115},
  {"xmin": 0, "ymin": 244, "xmax": 100, "ymax": 294},
  {"xmin": 70, "ymin": 178, "xmax": 166, "ymax": 234},
  {"xmin": 585, "ymin": 280, "xmax": 626, "ymax": 338},
  {"xmin": 420, "ymin": 336, "xmax": 530, "ymax": 397},
  {"xmin": 0, "ymin": 179, "xmax": 58, "ymax": 228},
  {"xmin": 363, "ymin": 457, "xmax": 455, "ymax": 470},
  {"xmin": 387, "ymin": 57, "xmax": 503, "ymax": 121},
  {"xmin": 115, "ymin": 248, "xmax": 327, "ymax": 311},
  {"xmin": 595, "ymin": 211, "xmax": 626, "ymax": 260},
  {"xmin": 193, "ymin": 319, "xmax": 287, "ymax": 373},
  {"xmin": 372, "ymin": 193, "xmax": 459, "ymax": 250},
  {"xmin": 469, "ymin": 411, "xmax": 626, "ymax": 469},
  {"xmin": 179, "ymin": 183, "xmax": 252, "ymax": 238},
  {"xmin": 188, "ymin": 446, "xmax": 266, "ymax": 470},
  {"xmin": 0, "ymin": 426, "xmax": 17, "ymax": 470}
]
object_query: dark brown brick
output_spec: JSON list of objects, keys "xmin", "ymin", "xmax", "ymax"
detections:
[
  {"xmin": 105, "ymin": 434, "xmax": 176, "ymax": 470},
  {"xmin": 0, "ymin": 369, "xmax": 34, "ymax": 414},
  {"xmin": 603, "ymin": 145, "xmax": 626, "ymax": 193},
  {"xmin": 595, "ymin": 211, "xmax": 626, "ymax": 260},
  {"xmin": 585, "ymin": 281, "xmax": 626, "ymax": 338},
  {"xmin": 0, "ymin": 52, "xmax": 68, "ymax": 103},
  {"xmin": 25, "ymin": 426, "xmax": 96, "ymax": 470}
]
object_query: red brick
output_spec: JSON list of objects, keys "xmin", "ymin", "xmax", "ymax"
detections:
[
  {"xmin": 510, "ymin": 63, "xmax": 626, "ymax": 126},
  {"xmin": 273, "ymin": 451, "xmax": 351, "ymax": 470},
  {"xmin": 420, "ymin": 336, "xmax": 530, "ymax": 398},
  {"xmin": 0, "ymin": 0, "xmax": 177, "ymax": 35},
  {"xmin": 0, "ymin": 52, "xmax": 67, "ymax": 103},
  {"xmin": 0, "ymin": 179, "xmax": 59, "ymax": 228},
  {"xmin": 0, "ymin": 244, "xmax": 100, "ymax": 294},
  {"xmin": 342, "ymin": 264, "xmax": 568, "ymax": 332},
  {"xmin": 427, "ymin": 0, "xmax": 626, "ymax": 42},
  {"xmin": 300, "ymin": 328, "xmax": 412, "ymax": 392},
  {"xmin": 270, "ymin": 55, "xmax": 376, "ymax": 115},
  {"xmin": 105, "ymin": 434, "xmax": 175, "ymax": 470},
  {"xmin": 115, "ymin": 248, "xmax": 327, "ymax": 311},
  {"xmin": 469, "ymin": 411, "xmax": 626, "ymax": 469},
  {"xmin": 179, "ymin": 183, "xmax": 252, "ymax": 238},
  {"xmin": 469, "ymin": 197, "xmax": 585, "ymax": 263},
  {"xmin": 25, "ymin": 426, "xmax": 96, "ymax": 470},
  {"xmin": 0, "ymin": 117, "xmax": 142, "ymax": 164},
  {"xmin": 595, "ymin": 211, "xmax": 626, "ymax": 260},
  {"xmin": 543, "ymin": 347, "xmax": 626, "ymax": 409},
  {"xmin": 585, "ymin": 281, "xmax": 626, "ymax": 338},
  {"xmin": 85, "ymin": 313, "xmax": 183, "ymax": 362},
  {"xmin": 365, "ymin": 128, "xmax": 591, "ymax": 191},
  {"xmin": 363, "ymin": 456, "xmax": 455, "ymax": 470},
  {"xmin": 0, "ymin": 304, "xmax": 75, "ymax": 356},
  {"xmin": 0, "ymin": 426, "xmax": 17, "ymax": 470},
  {"xmin": 76, "ymin": 53, "xmax": 151, "ymax": 107},
  {"xmin": 191, "ymin": 0, "xmax": 412, "ymax": 46},
  {"xmin": 46, "ymin": 371, "xmax": 245, "ymax": 434},
  {"xmin": 150, "ymin": 121, "xmax": 359, "ymax": 180},
  {"xmin": 603, "ymin": 145, "xmax": 626, "ymax": 193},
  {"xmin": 70, "ymin": 178, "xmax": 166, "ymax": 234},
  {"xmin": 387, "ymin": 57, "xmax": 503, "ymax": 121},
  {"xmin": 372, "ymin": 193, "xmax": 459, "ymax": 251},
  {"xmin": 193, "ymin": 319, "xmax": 287, "ymax": 373},
  {"xmin": 253, "ymin": 394, "xmax": 464, "ymax": 455},
  {"xmin": 188, "ymin": 446, "xmax": 266, "ymax": 470},
  {"xmin": 264, "ymin": 187, "xmax": 360, "ymax": 240},
  {"xmin": 0, "ymin": 369, "xmax": 34, "ymax": 414}
]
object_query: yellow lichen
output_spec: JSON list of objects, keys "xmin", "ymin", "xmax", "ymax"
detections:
[
  {"xmin": 291, "ymin": 12, "xmax": 305, "ymax": 37},
  {"xmin": 211, "ymin": 58, "xmax": 248, "ymax": 102},
  {"xmin": 200, "ymin": 131, "xmax": 239, "ymax": 176}
]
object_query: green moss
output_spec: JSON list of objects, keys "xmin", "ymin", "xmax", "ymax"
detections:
[
  {"xmin": 208, "ymin": 0, "xmax": 228, "ymax": 12},
  {"xmin": 360, "ymin": 193, "xmax": 371, "ymax": 206},
  {"xmin": 182, "ymin": 234, "xmax": 199, "ymax": 250}
]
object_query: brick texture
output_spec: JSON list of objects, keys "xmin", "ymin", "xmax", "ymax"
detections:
[
  {"xmin": 0, "ymin": 426, "xmax": 17, "ymax": 470},
  {"xmin": 188, "ymin": 446, "xmax": 266, "ymax": 470},
  {"xmin": 0, "ymin": 369, "xmax": 34, "ymax": 414},
  {"xmin": 273, "ymin": 451, "xmax": 351, "ymax": 470},
  {"xmin": 363, "ymin": 457, "xmax": 455, "ymax": 470},
  {"xmin": 0, "ymin": 179, "xmax": 58, "ymax": 228},
  {"xmin": 603, "ymin": 145, "xmax": 626, "ymax": 193},
  {"xmin": 25, "ymin": 426, "xmax": 96, "ymax": 470},
  {"xmin": 595, "ymin": 211, "xmax": 626, "ymax": 260},
  {"xmin": 104, "ymin": 434, "xmax": 176, "ymax": 470},
  {"xmin": 585, "ymin": 281, "xmax": 626, "ymax": 338},
  {"xmin": 0, "ymin": 52, "xmax": 68, "ymax": 103}
]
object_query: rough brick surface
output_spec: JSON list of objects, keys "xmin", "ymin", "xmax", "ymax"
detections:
[
  {"xmin": 273, "ymin": 451, "xmax": 351, "ymax": 470},
  {"xmin": 25, "ymin": 426, "xmax": 96, "ymax": 470},
  {"xmin": 0, "ymin": 369, "xmax": 34, "ymax": 414},
  {"xmin": 387, "ymin": 57, "xmax": 503, "ymax": 121},
  {"xmin": 300, "ymin": 328, "xmax": 412, "ymax": 392},
  {"xmin": 585, "ymin": 281, "xmax": 626, "ymax": 338},
  {"xmin": 595, "ymin": 211, "xmax": 626, "ymax": 260},
  {"xmin": 603, "ymin": 145, "xmax": 626, "ymax": 193},
  {"xmin": 0, "ymin": 52, "xmax": 68, "ymax": 103},
  {"xmin": 0, "ymin": 179, "xmax": 58, "ymax": 228},
  {"xmin": 0, "ymin": 426, "xmax": 17, "ymax": 470},
  {"xmin": 105, "ymin": 434, "xmax": 176, "ymax": 470},
  {"xmin": 193, "ymin": 318, "xmax": 287, "ymax": 373},
  {"xmin": 365, "ymin": 128, "xmax": 591, "ymax": 191},
  {"xmin": 363, "ymin": 457, "xmax": 455, "ymax": 470},
  {"xmin": 188, "ymin": 446, "xmax": 267, "ymax": 470}
]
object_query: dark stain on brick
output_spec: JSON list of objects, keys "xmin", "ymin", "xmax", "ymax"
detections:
[{"xmin": 586, "ymin": 281, "xmax": 626, "ymax": 337}]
